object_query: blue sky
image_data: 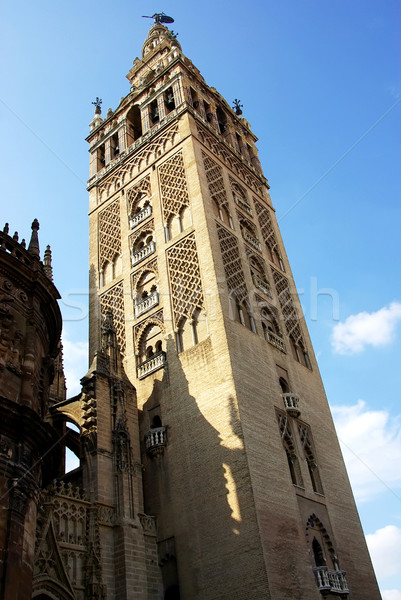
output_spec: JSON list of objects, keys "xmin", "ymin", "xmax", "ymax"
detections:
[{"xmin": 1, "ymin": 1, "xmax": 400, "ymax": 596}]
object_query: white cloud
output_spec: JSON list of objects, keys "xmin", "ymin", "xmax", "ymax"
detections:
[
  {"xmin": 366, "ymin": 526, "xmax": 401, "ymax": 580},
  {"xmin": 331, "ymin": 401, "xmax": 401, "ymax": 502},
  {"xmin": 382, "ymin": 590, "xmax": 401, "ymax": 600},
  {"xmin": 331, "ymin": 301, "xmax": 401, "ymax": 354},
  {"xmin": 61, "ymin": 334, "xmax": 89, "ymax": 397}
]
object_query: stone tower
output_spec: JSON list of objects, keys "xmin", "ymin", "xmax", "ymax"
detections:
[{"xmin": 86, "ymin": 20, "xmax": 380, "ymax": 600}]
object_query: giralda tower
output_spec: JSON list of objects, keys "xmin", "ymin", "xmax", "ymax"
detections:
[{"xmin": 86, "ymin": 17, "xmax": 380, "ymax": 600}]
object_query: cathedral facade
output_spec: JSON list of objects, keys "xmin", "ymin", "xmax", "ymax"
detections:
[{"xmin": 0, "ymin": 21, "xmax": 380, "ymax": 600}]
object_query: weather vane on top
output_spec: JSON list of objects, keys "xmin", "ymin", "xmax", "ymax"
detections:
[{"xmin": 142, "ymin": 12, "xmax": 174, "ymax": 25}]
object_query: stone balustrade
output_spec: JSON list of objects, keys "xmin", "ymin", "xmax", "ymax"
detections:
[
  {"xmin": 313, "ymin": 567, "xmax": 349, "ymax": 594},
  {"xmin": 137, "ymin": 351, "xmax": 166, "ymax": 379},
  {"xmin": 252, "ymin": 274, "xmax": 272, "ymax": 298},
  {"xmin": 131, "ymin": 240, "xmax": 155, "ymax": 266},
  {"xmin": 135, "ymin": 292, "xmax": 159, "ymax": 318},
  {"xmin": 243, "ymin": 230, "xmax": 261, "ymax": 251},
  {"xmin": 267, "ymin": 331, "xmax": 286, "ymax": 353},
  {"xmin": 234, "ymin": 196, "xmax": 253, "ymax": 217},
  {"xmin": 145, "ymin": 427, "xmax": 167, "ymax": 454},
  {"xmin": 130, "ymin": 205, "xmax": 152, "ymax": 229},
  {"xmin": 282, "ymin": 392, "xmax": 301, "ymax": 417}
]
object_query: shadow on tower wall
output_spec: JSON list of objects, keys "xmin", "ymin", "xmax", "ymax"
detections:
[{"xmin": 141, "ymin": 334, "xmax": 271, "ymax": 600}]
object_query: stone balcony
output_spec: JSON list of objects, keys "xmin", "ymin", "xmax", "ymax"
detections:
[
  {"xmin": 137, "ymin": 351, "xmax": 166, "ymax": 379},
  {"xmin": 243, "ymin": 230, "xmax": 261, "ymax": 251},
  {"xmin": 282, "ymin": 392, "xmax": 301, "ymax": 417},
  {"xmin": 129, "ymin": 205, "xmax": 152, "ymax": 229},
  {"xmin": 135, "ymin": 291, "xmax": 159, "ymax": 318},
  {"xmin": 267, "ymin": 331, "xmax": 286, "ymax": 353},
  {"xmin": 145, "ymin": 426, "xmax": 167, "ymax": 456},
  {"xmin": 252, "ymin": 274, "xmax": 272, "ymax": 298},
  {"xmin": 313, "ymin": 567, "xmax": 349, "ymax": 595},
  {"xmin": 234, "ymin": 196, "xmax": 253, "ymax": 217},
  {"xmin": 131, "ymin": 240, "xmax": 155, "ymax": 266}
]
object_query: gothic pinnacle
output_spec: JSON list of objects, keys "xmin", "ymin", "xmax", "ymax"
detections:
[{"xmin": 27, "ymin": 218, "xmax": 40, "ymax": 259}]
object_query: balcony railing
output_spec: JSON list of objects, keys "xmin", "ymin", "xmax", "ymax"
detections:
[
  {"xmin": 243, "ymin": 230, "xmax": 261, "ymax": 251},
  {"xmin": 130, "ymin": 205, "xmax": 152, "ymax": 229},
  {"xmin": 267, "ymin": 331, "xmax": 286, "ymax": 353},
  {"xmin": 282, "ymin": 392, "xmax": 301, "ymax": 417},
  {"xmin": 252, "ymin": 274, "xmax": 272, "ymax": 298},
  {"xmin": 131, "ymin": 240, "xmax": 155, "ymax": 266},
  {"xmin": 313, "ymin": 567, "xmax": 349, "ymax": 595},
  {"xmin": 135, "ymin": 291, "xmax": 159, "ymax": 318},
  {"xmin": 234, "ymin": 195, "xmax": 253, "ymax": 217},
  {"xmin": 145, "ymin": 426, "xmax": 167, "ymax": 455},
  {"xmin": 137, "ymin": 351, "xmax": 166, "ymax": 379}
]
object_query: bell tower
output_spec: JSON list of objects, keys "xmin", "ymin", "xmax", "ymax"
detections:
[{"xmin": 86, "ymin": 18, "xmax": 380, "ymax": 600}]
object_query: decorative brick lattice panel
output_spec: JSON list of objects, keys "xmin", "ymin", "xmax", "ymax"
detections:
[
  {"xmin": 254, "ymin": 200, "xmax": 279, "ymax": 253},
  {"xmin": 158, "ymin": 151, "xmax": 190, "ymax": 225},
  {"xmin": 166, "ymin": 233, "xmax": 204, "ymax": 327},
  {"xmin": 98, "ymin": 200, "xmax": 121, "ymax": 270},
  {"xmin": 97, "ymin": 122, "xmax": 179, "ymax": 198},
  {"xmin": 134, "ymin": 309, "xmax": 164, "ymax": 354},
  {"xmin": 202, "ymin": 151, "xmax": 228, "ymax": 207},
  {"xmin": 271, "ymin": 268, "xmax": 304, "ymax": 345},
  {"xmin": 127, "ymin": 175, "xmax": 151, "ymax": 215},
  {"xmin": 132, "ymin": 258, "xmax": 159, "ymax": 292},
  {"xmin": 99, "ymin": 282, "xmax": 126, "ymax": 355},
  {"xmin": 216, "ymin": 223, "xmax": 247, "ymax": 302},
  {"xmin": 196, "ymin": 123, "xmax": 263, "ymax": 196}
]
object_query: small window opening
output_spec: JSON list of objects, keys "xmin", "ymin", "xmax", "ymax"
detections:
[
  {"xmin": 236, "ymin": 133, "xmax": 242, "ymax": 153},
  {"xmin": 204, "ymin": 101, "xmax": 213, "ymax": 122},
  {"xmin": 111, "ymin": 132, "xmax": 119, "ymax": 159},
  {"xmin": 97, "ymin": 144, "xmax": 105, "ymax": 170},
  {"xmin": 279, "ymin": 377, "xmax": 290, "ymax": 394},
  {"xmin": 312, "ymin": 538, "xmax": 326, "ymax": 567},
  {"xmin": 152, "ymin": 415, "xmax": 162, "ymax": 428},
  {"xmin": 216, "ymin": 107, "xmax": 227, "ymax": 134},
  {"xmin": 150, "ymin": 99, "xmax": 159, "ymax": 125},
  {"xmin": 165, "ymin": 87, "xmax": 175, "ymax": 113},
  {"xmin": 126, "ymin": 105, "xmax": 142, "ymax": 144}
]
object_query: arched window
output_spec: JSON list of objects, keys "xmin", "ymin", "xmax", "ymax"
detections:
[
  {"xmin": 138, "ymin": 324, "xmax": 164, "ymax": 365},
  {"xmin": 312, "ymin": 538, "xmax": 326, "ymax": 567},
  {"xmin": 164, "ymin": 86, "xmax": 176, "ymax": 113},
  {"xmin": 276, "ymin": 412, "xmax": 304, "ymax": 487},
  {"xmin": 216, "ymin": 107, "xmax": 227, "ymax": 134},
  {"xmin": 279, "ymin": 377, "xmax": 290, "ymax": 394},
  {"xmin": 131, "ymin": 230, "xmax": 155, "ymax": 266},
  {"xmin": 126, "ymin": 105, "xmax": 142, "ymax": 145}
]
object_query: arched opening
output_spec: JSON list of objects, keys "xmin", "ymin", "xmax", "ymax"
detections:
[
  {"xmin": 150, "ymin": 99, "xmax": 159, "ymax": 126},
  {"xmin": 164, "ymin": 86, "xmax": 176, "ymax": 114},
  {"xmin": 152, "ymin": 415, "xmax": 162, "ymax": 428},
  {"xmin": 131, "ymin": 231, "xmax": 155, "ymax": 266},
  {"xmin": 179, "ymin": 205, "xmax": 191, "ymax": 231},
  {"xmin": 279, "ymin": 377, "xmax": 290, "ymax": 394},
  {"xmin": 216, "ymin": 107, "xmax": 227, "ymax": 134},
  {"xmin": 312, "ymin": 537, "xmax": 326, "ymax": 567},
  {"xmin": 126, "ymin": 105, "xmax": 142, "ymax": 145},
  {"xmin": 111, "ymin": 132, "xmax": 119, "ymax": 160}
]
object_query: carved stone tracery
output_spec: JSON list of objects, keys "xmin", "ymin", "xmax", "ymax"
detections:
[
  {"xmin": 98, "ymin": 199, "xmax": 121, "ymax": 270},
  {"xmin": 216, "ymin": 223, "xmax": 247, "ymax": 303},
  {"xmin": 166, "ymin": 233, "xmax": 204, "ymax": 327},
  {"xmin": 158, "ymin": 150, "xmax": 190, "ymax": 225}
]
